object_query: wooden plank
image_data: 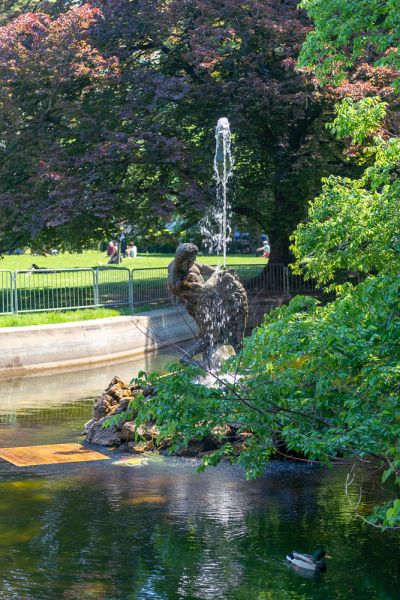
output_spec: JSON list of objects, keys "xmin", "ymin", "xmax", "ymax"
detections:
[
  {"xmin": 31, "ymin": 446, "xmax": 76, "ymax": 464},
  {"xmin": 0, "ymin": 448, "xmax": 33, "ymax": 467},
  {"xmin": 0, "ymin": 447, "xmax": 58, "ymax": 466},
  {"xmin": 0, "ymin": 444, "xmax": 110, "ymax": 466}
]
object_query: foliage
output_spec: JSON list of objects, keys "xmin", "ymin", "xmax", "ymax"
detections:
[
  {"xmin": 299, "ymin": 0, "xmax": 400, "ymax": 86},
  {"xmin": 120, "ymin": 275, "xmax": 400, "ymax": 529},
  {"xmin": 291, "ymin": 97, "xmax": 400, "ymax": 286},
  {"xmin": 1, "ymin": 0, "xmax": 394, "ymax": 257},
  {"xmin": 102, "ymin": 92, "xmax": 400, "ymax": 530}
]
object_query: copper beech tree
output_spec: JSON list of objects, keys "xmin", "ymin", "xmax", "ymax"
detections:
[{"xmin": 0, "ymin": 0, "xmax": 398, "ymax": 254}]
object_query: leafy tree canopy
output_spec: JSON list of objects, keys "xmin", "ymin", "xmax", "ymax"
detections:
[
  {"xmin": 110, "ymin": 60, "xmax": 400, "ymax": 531},
  {"xmin": 0, "ymin": 0, "xmax": 393, "ymax": 255},
  {"xmin": 299, "ymin": 0, "xmax": 400, "ymax": 86},
  {"xmin": 292, "ymin": 97, "xmax": 400, "ymax": 284}
]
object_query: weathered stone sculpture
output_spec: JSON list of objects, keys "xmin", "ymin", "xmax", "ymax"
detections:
[{"xmin": 167, "ymin": 243, "xmax": 248, "ymax": 364}]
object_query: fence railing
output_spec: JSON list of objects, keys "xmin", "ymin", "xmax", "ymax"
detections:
[
  {"xmin": 0, "ymin": 264, "xmax": 318, "ymax": 316},
  {"xmin": 96, "ymin": 267, "xmax": 131, "ymax": 307},
  {"xmin": 131, "ymin": 267, "xmax": 169, "ymax": 304},
  {"xmin": 0, "ymin": 270, "xmax": 13, "ymax": 314},
  {"xmin": 285, "ymin": 267, "xmax": 319, "ymax": 293},
  {"xmin": 13, "ymin": 268, "xmax": 96, "ymax": 313}
]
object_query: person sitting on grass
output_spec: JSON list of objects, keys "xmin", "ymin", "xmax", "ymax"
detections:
[
  {"xmin": 105, "ymin": 241, "xmax": 115, "ymax": 257},
  {"xmin": 97, "ymin": 246, "xmax": 119, "ymax": 265},
  {"xmin": 124, "ymin": 243, "xmax": 138, "ymax": 258}
]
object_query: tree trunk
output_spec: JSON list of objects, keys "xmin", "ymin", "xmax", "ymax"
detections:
[{"xmin": 268, "ymin": 238, "xmax": 293, "ymax": 265}]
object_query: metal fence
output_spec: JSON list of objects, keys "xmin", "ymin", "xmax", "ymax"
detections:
[
  {"xmin": 13, "ymin": 268, "xmax": 96, "ymax": 313},
  {"xmin": 235, "ymin": 263, "xmax": 287, "ymax": 295},
  {"xmin": 96, "ymin": 267, "xmax": 131, "ymax": 307},
  {"xmin": 132, "ymin": 267, "xmax": 169, "ymax": 304},
  {"xmin": 0, "ymin": 270, "xmax": 13, "ymax": 314},
  {"xmin": 0, "ymin": 264, "xmax": 318, "ymax": 316},
  {"xmin": 286, "ymin": 267, "xmax": 319, "ymax": 293}
]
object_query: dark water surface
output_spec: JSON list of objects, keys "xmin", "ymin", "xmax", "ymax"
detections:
[{"xmin": 0, "ymin": 350, "xmax": 399, "ymax": 599}]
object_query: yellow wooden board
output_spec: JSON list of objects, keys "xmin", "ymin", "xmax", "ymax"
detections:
[{"xmin": 0, "ymin": 443, "xmax": 110, "ymax": 466}]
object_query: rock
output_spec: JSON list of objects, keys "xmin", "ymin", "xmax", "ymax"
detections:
[
  {"xmin": 121, "ymin": 422, "xmax": 153, "ymax": 441},
  {"xmin": 85, "ymin": 374, "xmax": 254, "ymax": 455},
  {"xmin": 128, "ymin": 439, "xmax": 154, "ymax": 453},
  {"xmin": 148, "ymin": 423, "xmax": 160, "ymax": 437},
  {"xmin": 141, "ymin": 386, "xmax": 155, "ymax": 397},
  {"xmin": 212, "ymin": 344, "xmax": 236, "ymax": 368},
  {"xmin": 130, "ymin": 384, "xmax": 142, "ymax": 392},
  {"xmin": 86, "ymin": 415, "xmax": 122, "ymax": 446},
  {"xmin": 202, "ymin": 424, "xmax": 236, "ymax": 450},
  {"xmin": 105, "ymin": 377, "xmax": 132, "ymax": 404},
  {"xmin": 93, "ymin": 393, "xmax": 117, "ymax": 420},
  {"xmin": 232, "ymin": 440, "xmax": 248, "ymax": 455},
  {"xmin": 238, "ymin": 432, "xmax": 253, "ymax": 440},
  {"xmin": 118, "ymin": 397, "xmax": 132, "ymax": 410},
  {"xmin": 82, "ymin": 418, "xmax": 96, "ymax": 435},
  {"xmin": 106, "ymin": 376, "xmax": 130, "ymax": 394},
  {"xmin": 107, "ymin": 404, "xmax": 124, "ymax": 416},
  {"xmin": 172, "ymin": 441, "xmax": 205, "ymax": 456},
  {"xmin": 158, "ymin": 438, "xmax": 172, "ymax": 450}
]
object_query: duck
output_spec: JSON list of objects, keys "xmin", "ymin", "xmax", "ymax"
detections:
[{"xmin": 286, "ymin": 549, "xmax": 331, "ymax": 572}]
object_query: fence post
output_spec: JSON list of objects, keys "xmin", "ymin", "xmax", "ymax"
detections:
[
  {"xmin": 284, "ymin": 266, "xmax": 291, "ymax": 298},
  {"xmin": 93, "ymin": 268, "xmax": 98, "ymax": 310},
  {"xmin": 12, "ymin": 271, "xmax": 18, "ymax": 314},
  {"xmin": 283, "ymin": 266, "xmax": 288, "ymax": 295},
  {"xmin": 9, "ymin": 270, "xmax": 13, "ymax": 315},
  {"xmin": 129, "ymin": 270, "xmax": 134, "ymax": 310}
]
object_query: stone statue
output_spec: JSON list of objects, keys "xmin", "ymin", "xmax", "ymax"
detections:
[{"xmin": 167, "ymin": 243, "xmax": 248, "ymax": 364}]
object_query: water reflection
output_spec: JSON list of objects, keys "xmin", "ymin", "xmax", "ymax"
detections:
[
  {"xmin": 0, "ymin": 352, "xmax": 399, "ymax": 599},
  {"xmin": 0, "ymin": 344, "xmax": 185, "ymax": 418},
  {"xmin": 1, "ymin": 455, "xmax": 399, "ymax": 599}
]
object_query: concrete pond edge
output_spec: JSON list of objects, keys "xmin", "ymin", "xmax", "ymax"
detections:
[{"xmin": 0, "ymin": 307, "xmax": 197, "ymax": 376}]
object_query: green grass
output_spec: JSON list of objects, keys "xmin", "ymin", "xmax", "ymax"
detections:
[
  {"xmin": 0, "ymin": 304, "xmax": 162, "ymax": 328},
  {"xmin": 0, "ymin": 251, "xmax": 268, "ymax": 272},
  {"xmin": 0, "ymin": 251, "xmax": 268, "ymax": 322}
]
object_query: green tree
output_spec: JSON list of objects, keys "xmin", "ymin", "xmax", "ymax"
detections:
[
  {"xmin": 298, "ymin": 0, "xmax": 400, "ymax": 86},
  {"xmin": 1, "ymin": 0, "xmax": 392, "ymax": 256},
  {"xmin": 110, "ymin": 78, "xmax": 400, "ymax": 532}
]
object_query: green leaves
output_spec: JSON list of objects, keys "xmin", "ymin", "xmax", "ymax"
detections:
[
  {"xmin": 299, "ymin": 0, "xmax": 400, "ymax": 86},
  {"xmin": 125, "ymin": 271, "xmax": 400, "ymax": 528},
  {"xmin": 291, "ymin": 98, "xmax": 400, "ymax": 286},
  {"xmin": 327, "ymin": 97, "xmax": 387, "ymax": 145}
]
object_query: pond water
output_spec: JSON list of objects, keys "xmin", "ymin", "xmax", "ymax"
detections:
[{"xmin": 0, "ymin": 349, "xmax": 399, "ymax": 600}]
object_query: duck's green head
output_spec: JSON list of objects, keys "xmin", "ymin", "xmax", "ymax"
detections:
[{"xmin": 313, "ymin": 549, "xmax": 326, "ymax": 561}]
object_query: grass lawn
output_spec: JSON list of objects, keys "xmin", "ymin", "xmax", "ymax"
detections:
[
  {"xmin": 0, "ymin": 251, "xmax": 268, "ymax": 272},
  {"xmin": 0, "ymin": 304, "xmax": 162, "ymax": 328},
  {"xmin": 0, "ymin": 251, "xmax": 268, "ymax": 320}
]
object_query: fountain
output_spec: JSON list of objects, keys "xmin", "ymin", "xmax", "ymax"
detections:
[
  {"xmin": 200, "ymin": 117, "xmax": 234, "ymax": 267},
  {"xmin": 168, "ymin": 118, "xmax": 248, "ymax": 366}
]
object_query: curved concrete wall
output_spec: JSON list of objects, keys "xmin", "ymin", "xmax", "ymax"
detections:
[{"xmin": 0, "ymin": 307, "xmax": 196, "ymax": 376}]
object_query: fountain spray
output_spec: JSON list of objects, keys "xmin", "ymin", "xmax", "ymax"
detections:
[
  {"xmin": 200, "ymin": 118, "xmax": 233, "ymax": 266},
  {"xmin": 214, "ymin": 118, "xmax": 233, "ymax": 269}
]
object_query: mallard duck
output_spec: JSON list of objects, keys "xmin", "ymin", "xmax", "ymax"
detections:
[{"xmin": 286, "ymin": 549, "xmax": 331, "ymax": 572}]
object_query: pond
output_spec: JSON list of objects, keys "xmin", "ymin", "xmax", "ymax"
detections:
[{"xmin": 0, "ymin": 348, "xmax": 399, "ymax": 600}]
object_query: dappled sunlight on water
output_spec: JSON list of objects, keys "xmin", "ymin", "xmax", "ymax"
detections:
[{"xmin": 0, "ymin": 352, "xmax": 399, "ymax": 598}]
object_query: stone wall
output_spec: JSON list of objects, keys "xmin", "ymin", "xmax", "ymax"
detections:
[{"xmin": 0, "ymin": 307, "xmax": 196, "ymax": 376}]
